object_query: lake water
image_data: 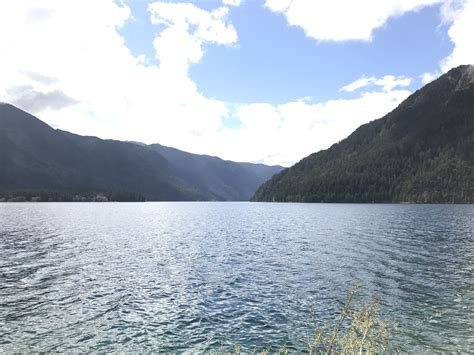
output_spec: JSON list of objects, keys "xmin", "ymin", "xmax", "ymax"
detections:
[{"xmin": 0, "ymin": 202, "xmax": 472, "ymax": 352}]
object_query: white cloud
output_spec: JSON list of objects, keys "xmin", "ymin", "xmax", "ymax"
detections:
[
  {"xmin": 0, "ymin": 0, "xmax": 234, "ymax": 149},
  {"xmin": 149, "ymin": 3, "xmax": 237, "ymax": 45},
  {"xmin": 420, "ymin": 71, "xmax": 440, "ymax": 84},
  {"xmin": 264, "ymin": 0, "xmax": 442, "ymax": 41},
  {"xmin": 148, "ymin": 3, "xmax": 237, "ymax": 76},
  {"xmin": 440, "ymin": 0, "xmax": 467, "ymax": 23},
  {"xmin": 209, "ymin": 89, "xmax": 411, "ymax": 166},
  {"xmin": 0, "ymin": 0, "xmax": 414, "ymax": 167},
  {"xmin": 441, "ymin": 0, "xmax": 474, "ymax": 71},
  {"xmin": 340, "ymin": 75, "xmax": 411, "ymax": 92},
  {"xmin": 339, "ymin": 77, "xmax": 374, "ymax": 93}
]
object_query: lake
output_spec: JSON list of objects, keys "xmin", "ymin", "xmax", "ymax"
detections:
[{"xmin": 0, "ymin": 202, "xmax": 472, "ymax": 352}]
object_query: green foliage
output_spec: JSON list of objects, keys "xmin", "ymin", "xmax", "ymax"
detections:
[
  {"xmin": 252, "ymin": 65, "xmax": 474, "ymax": 203},
  {"xmin": 308, "ymin": 282, "xmax": 391, "ymax": 355},
  {"xmin": 0, "ymin": 189, "xmax": 146, "ymax": 202}
]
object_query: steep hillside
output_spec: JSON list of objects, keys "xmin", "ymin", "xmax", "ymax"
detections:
[
  {"xmin": 0, "ymin": 104, "xmax": 282, "ymax": 201},
  {"xmin": 252, "ymin": 65, "xmax": 474, "ymax": 203},
  {"xmin": 149, "ymin": 144, "xmax": 282, "ymax": 201}
]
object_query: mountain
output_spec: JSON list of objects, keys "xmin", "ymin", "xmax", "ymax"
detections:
[
  {"xmin": 148, "ymin": 144, "xmax": 282, "ymax": 201},
  {"xmin": 252, "ymin": 65, "xmax": 474, "ymax": 203},
  {"xmin": 0, "ymin": 104, "xmax": 283, "ymax": 201}
]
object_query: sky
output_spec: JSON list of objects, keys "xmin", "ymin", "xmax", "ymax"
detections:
[{"xmin": 0, "ymin": 0, "xmax": 473, "ymax": 166}]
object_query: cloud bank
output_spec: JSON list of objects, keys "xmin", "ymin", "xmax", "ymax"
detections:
[
  {"xmin": 0, "ymin": 0, "xmax": 472, "ymax": 166},
  {"xmin": 340, "ymin": 76, "xmax": 412, "ymax": 93},
  {"xmin": 264, "ymin": 0, "xmax": 442, "ymax": 41}
]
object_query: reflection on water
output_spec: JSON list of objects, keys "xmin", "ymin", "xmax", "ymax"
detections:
[{"xmin": 0, "ymin": 202, "xmax": 473, "ymax": 352}]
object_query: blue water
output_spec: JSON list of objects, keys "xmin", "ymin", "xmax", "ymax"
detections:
[{"xmin": 0, "ymin": 202, "xmax": 472, "ymax": 352}]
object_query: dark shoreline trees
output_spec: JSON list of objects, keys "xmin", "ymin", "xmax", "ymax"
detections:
[{"xmin": 0, "ymin": 189, "xmax": 145, "ymax": 202}]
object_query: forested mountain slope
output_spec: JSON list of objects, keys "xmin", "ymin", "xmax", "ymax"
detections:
[{"xmin": 252, "ymin": 65, "xmax": 473, "ymax": 203}]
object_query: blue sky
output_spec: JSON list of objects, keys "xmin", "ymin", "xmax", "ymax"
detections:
[
  {"xmin": 120, "ymin": 0, "xmax": 452, "ymax": 104},
  {"xmin": 0, "ymin": 0, "xmax": 472, "ymax": 165}
]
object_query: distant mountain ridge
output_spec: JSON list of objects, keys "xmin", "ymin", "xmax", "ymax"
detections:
[
  {"xmin": 252, "ymin": 65, "xmax": 474, "ymax": 203},
  {"xmin": 0, "ymin": 104, "xmax": 283, "ymax": 201},
  {"xmin": 148, "ymin": 143, "xmax": 282, "ymax": 201}
]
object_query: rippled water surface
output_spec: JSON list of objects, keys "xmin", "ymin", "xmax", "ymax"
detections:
[{"xmin": 0, "ymin": 202, "xmax": 473, "ymax": 352}]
